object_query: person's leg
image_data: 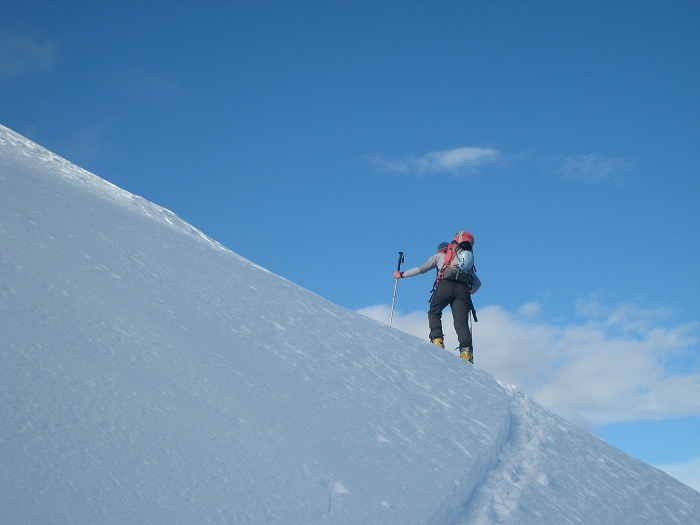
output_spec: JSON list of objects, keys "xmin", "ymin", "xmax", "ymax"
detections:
[
  {"xmin": 428, "ymin": 281, "xmax": 453, "ymax": 341},
  {"xmin": 450, "ymin": 285, "xmax": 473, "ymax": 348}
]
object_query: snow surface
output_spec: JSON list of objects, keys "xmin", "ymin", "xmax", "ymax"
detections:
[{"xmin": 1, "ymin": 124, "xmax": 699, "ymax": 524}]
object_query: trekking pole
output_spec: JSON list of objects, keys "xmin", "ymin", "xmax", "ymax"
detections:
[
  {"xmin": 469, "ymin": 302, "xmax": 477, "ymax": 360},
  {"xmin": 389, "ymin": 251, "xmax": 404, "ymax": 327}
]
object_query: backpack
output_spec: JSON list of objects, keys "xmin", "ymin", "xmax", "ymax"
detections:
[{"xmin": 437, "ymin": 241, "xmax": 474, "ymax": 283}]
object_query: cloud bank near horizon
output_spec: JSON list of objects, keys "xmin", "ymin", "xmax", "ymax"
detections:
[{"xmin": 359, "ymin": 298, "xmax": 700, "ymax": 429}]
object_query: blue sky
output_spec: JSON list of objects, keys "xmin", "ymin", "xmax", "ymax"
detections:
[{"xmin": 1, "ymin": 1, "xmax": 699, "ymax": 487}]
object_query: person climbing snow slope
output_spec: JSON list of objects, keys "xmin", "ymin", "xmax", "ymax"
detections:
[{"xmin": 393, "ymin": 231, "xmax": 481, "ymax": 363}]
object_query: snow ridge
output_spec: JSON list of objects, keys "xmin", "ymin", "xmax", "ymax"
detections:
[
  {"xmin": 0, "ymin": 124, "xmax": 226, "ymax": 253},
  {"xmin": 0, "ymin": 124, "xmax": 512, "ymax": 524},
  {"xmin": 2, "ymin": 123, "xmax": 700, "ymax": 524}
]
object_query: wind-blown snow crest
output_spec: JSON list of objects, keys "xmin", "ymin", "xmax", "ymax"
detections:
[
  {"xmin": 0, "ymin": 124, "xmax": 227, "ymax": 253},
  {"xmin": 1, "ymin": 124, "xmax": 699, "ymax": 524}
]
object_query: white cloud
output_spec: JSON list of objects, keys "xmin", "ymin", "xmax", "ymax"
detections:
[
  {"xmin": 553, "ymin": 153, "xmax": 632, "ymax": 184},
  {"xmin": 372, "ymin": 146, "xmax": 500, "ymax": 175},
  {"xmin": 359, "ymin": 299, "xmax": 700, "ymax": 428},
  {"xmin": 517, "ymin": 301, "xmax": 541, "ymax": 319},
  {"xmin": 654, "ymin": 457, "xmax": 700, "ymax": 493},
  {"xmin": 359, "ymin": 304, "xmax": 436, "ymax": 342},
  {"xmin": 0, "ymin": 32, "xmax": 57, "ymax": 76}
]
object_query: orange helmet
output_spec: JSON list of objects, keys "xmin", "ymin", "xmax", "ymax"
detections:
[{"xmin": 454, "ymin": 231, "xmax": 474, "ymax": 246}]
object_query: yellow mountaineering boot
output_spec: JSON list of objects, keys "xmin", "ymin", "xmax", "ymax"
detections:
[
  {"xmin": 430, "ymin": 337, "xmax": 445, "ymax": 349},
  {"xmin": 459, "ymin": 346, "xmax": 473, "ymax": 363}
]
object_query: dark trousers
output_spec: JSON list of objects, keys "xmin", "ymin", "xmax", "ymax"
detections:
[{"xmin": 428, "ymin": 279, "xmax": 473, "ymax": 348}]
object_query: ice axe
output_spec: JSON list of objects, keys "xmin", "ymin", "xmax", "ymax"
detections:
[{"xmin": 389, "ymin": 251, "xmax": 404, "ymax": 327}]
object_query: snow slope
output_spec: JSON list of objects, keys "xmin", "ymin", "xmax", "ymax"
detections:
[{"xmin": 1, "ymin": 124, "xmax": 698, "ymax": 524}]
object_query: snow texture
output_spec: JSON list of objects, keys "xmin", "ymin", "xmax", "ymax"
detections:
[{"xmin": 1, "ymin": 124, "xmax": 699, "ymax": 524}]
